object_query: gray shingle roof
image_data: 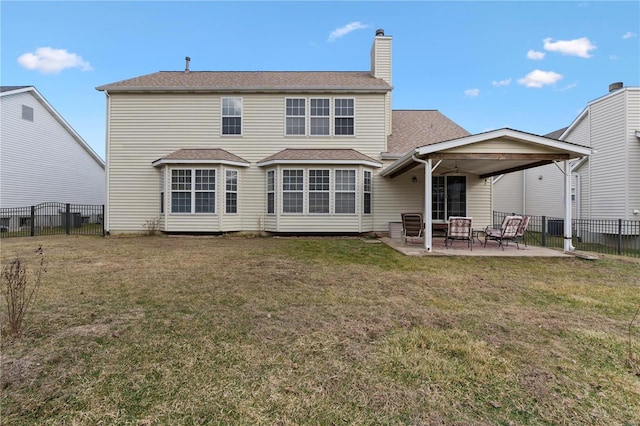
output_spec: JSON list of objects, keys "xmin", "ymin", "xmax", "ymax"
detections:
[
  {"xmin": 385, "ymin": 110, "xmax": 470, "ymax": 156},
  {"xmin": 96, "ymin": 71, "xmax": 391, "ymax": 92},
  {"xmin": 258, "ymin": 149, "xmax": 381, "ymax": 166},
  {"xmin": 544, "ymin": 127, "xmax": 569, "ymax": 139},
  {"xmin": 0, "ymin": 86, "xmax": 32, "ymax": 93},
  {"xmin": 153, "ymin": 149, "xmax": 249, "ymax": 165}
]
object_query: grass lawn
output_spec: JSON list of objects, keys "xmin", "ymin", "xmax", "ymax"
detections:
[{"xmin": 1, "ymin": 235, "xmax": 639, "ymax": 425}]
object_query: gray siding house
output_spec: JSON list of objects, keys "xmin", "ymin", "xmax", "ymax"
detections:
[
  {"xmin": 0, "ymin": 86, "xmax": 105, "ymax": 210},
  {"xmin": 97, "ymin": 29, "xmax": 591, "ymax": 251},
  {"xmin": 494, "ymin": 83, "xmax": 640, "ymax": 223}
]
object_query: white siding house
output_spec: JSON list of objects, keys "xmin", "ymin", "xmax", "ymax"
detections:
[
  {"xmin": 494, "ymin": 84, "xmax": 640, "ymax": 222},
  {"xmin": 0, "ymin": 86, "xmax": 105, "ymax": 209},
  {"xmin": 97, "ymin": 29, "xmax": 591, "ymax": 251}
]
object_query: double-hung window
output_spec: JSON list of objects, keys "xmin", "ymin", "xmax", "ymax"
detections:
[
  {"xmin": 171, "ymin": 169, "xmax": 216, "ymax": 213},
  {"xmin": 282, "ymin": 170, "xmax": 304, "ymax": 213},
  {"xmin": 310, "ymin": 98, "xmax": 330, "ymax": 135},
  {"xmin": 286, "ymin": 98, "xmax": 306, "ymax": 135},
  {"xmin": 363, "ymin": 171, "xmax": 372, "ymax": 215},
  {"xmin": 160, "ymin": 170, "xmax": 165, "ymax": 214},
  {"xmin": 267, "ymin": 170, "xmax": 276, "ymax": 214},
  {"xmin": 308, "ymin": 170, "xmax": 330, "ymax": 214},
  {"xmin": 195, "ymin": 170, "xmax": 216, "ymax": 213},
  {"xmin": 335, "ymin": 170, "xmax": 356, "ymax": 214},
  {"xmin": 334, "ymin": 98, "xmax": 354, "ymax": 135},
  {"xmin": 222, "ymin": 97, "xmax": 242, "ymax": 135},
  {"xmin": 225, "ymin": 170, "xmax": 238, "ymax": 214}
]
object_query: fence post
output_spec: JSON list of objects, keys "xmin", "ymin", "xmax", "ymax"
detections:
[
  {"xmin": 30, "ymin": 205, "xmax": 35, "ymax": 237},
  {"xmin": 65, "ymin": 203, "xmax": 71, "ymax": 235},
  {"xmin": 101, "ymin": 204, "xmax": 105, "ymax": 237},
  {"xmin": 618, "ymin": 219, "xmax": 623, "ymax": 256},
  {"xmin": 541, "ymin": 216, "xmax": 546, "ymax": 247}
]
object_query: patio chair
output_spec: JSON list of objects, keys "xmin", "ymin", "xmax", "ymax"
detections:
[
  {"xmin": 401, "ymin": 213, "xmax": 424, "ymax": 244},
  {"xmin": 445, "ymin": 216, "xmax": 473, "ymax": 250},
  {"xmin": 484, "ymin": 215, "xmax": 523, "ymax": 250},
  {"xmin": 512, "ymin": 215, "xmax": 530, "ymax": 248}
]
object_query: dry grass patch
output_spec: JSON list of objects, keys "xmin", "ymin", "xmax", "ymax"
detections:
[{"xmin": 1, "ymin": 235, "xmax": 639, "ymax": 424}]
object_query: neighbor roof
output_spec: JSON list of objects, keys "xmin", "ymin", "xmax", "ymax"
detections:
[
  {"xmin": 96, "ymin": 71, "xmax": 392, "ymax": 93},
  {"xmin": 385, "ymin": 110, "xmax": 470, "ymax": 157},
  {"xmin": 152, "ymin": 148, "xmax": 250, "ymax": 167},
  {"xmin": 1, "ymin": 86, "xmax": 32, "ymax": 93},
  {"xmin": 257, "ymin": 149, "xmax": 381, "ymax": 167}
]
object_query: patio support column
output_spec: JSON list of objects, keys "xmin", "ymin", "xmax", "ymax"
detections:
[
  {"xmin": 424, "ymin": 159, "xmax": 432, "ymax": 252},
  {"xmin": 563, "ymin": 160, "xmax": 574, "ymax": 252}
]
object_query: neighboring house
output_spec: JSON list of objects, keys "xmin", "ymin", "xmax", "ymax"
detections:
[
  {"xmin": 494, "ymin": 83, "xmax": 640, "ymax": 223},
  {"xmin": 0, "ymin": 86, "xmax": 105, "ymax": 208},
  {"xmin": 97, "ymin": 29, "xmax": 591, "ymax": 251}
]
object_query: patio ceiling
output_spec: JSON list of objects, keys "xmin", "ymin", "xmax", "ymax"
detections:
[{"xmin": 381, "ymin": 128, "xmax": 593, "ymax": 179}]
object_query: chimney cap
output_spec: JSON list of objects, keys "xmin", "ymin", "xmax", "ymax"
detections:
[
  {"xmin": 608, "ymin": 82, "xmax": 623, "ymax": 92},
  {"xmin": 185, "ymin": 56, "xmax": 191, "ymax": 73},
  {"xmin": 375, "ymin": 29, "xmax": 385, "ymax": 36}
]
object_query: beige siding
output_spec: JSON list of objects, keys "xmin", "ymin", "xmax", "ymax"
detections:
[
  {"xmin": 564, "ymin": 115, "xmax": 590, "ymax": 146},
  {"xmin": 107, "ymin": 91, "xmax": 387, "ymax": 233},
  {"xmin": 523, "ymin": 163, "xmax": 566, "ymax": 217}
]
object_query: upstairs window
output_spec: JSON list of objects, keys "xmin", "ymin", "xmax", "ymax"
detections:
[
  {"xmin": 310, "ymin": 98, "xmax": 330, "ymax": 135},
  {"xmin": 286, "ymin": 98, "xmax": 306, "ymax": 135},
  {"xmin": 334, "ymin": 98, "xmax": 354, "ymax": 135},
  {"xmin": 222, "ymin": 97, "xmax": 242, "ymax": 135}
]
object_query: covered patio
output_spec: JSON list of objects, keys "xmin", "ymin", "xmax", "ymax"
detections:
[{"xmin": 381, "ymin": 128, "xmax": 593, "ymax": 253}]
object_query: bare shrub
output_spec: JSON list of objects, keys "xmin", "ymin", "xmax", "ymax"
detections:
[
  {"xmin": 629, "ymin": 305, "xmax": 640, "ymax": 369},
  {"xmin": 143, "ymin": 217, "xmax": 160, "ymax": 236},
  {"xmin": 1, "ymin": 246, "xmax": 45, "ymax": 338}
]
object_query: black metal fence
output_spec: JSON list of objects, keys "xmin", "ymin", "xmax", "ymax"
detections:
[
  {"xmin": 493, "ymin": 211, "xmax": 640, "ymax": 258},
  {"xmin": 0, "ymin": 202, "xmax": 104, "ymax": 238}
]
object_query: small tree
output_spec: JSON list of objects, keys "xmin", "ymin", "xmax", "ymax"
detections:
[{"xmin": 1, "ymin": 246, "xmax": 45, "ymax": 338}]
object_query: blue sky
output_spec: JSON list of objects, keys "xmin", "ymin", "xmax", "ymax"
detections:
[{"xmin": 2, "ymin": 1, "xmax": 639, "ymax": 160}]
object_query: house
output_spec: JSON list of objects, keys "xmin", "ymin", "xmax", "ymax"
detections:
[
  {"xmin": 494, "ymin": 83, "xmax": 640, "ymax": 222},
  {"xmin": 97, "ymin": 29, "xmax": 591, "ymax": 251},
  {"xmin": 0, "ymin": 86, "xmax": 105, "ymax": 230}
]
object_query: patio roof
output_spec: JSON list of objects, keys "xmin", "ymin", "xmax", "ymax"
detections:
[{"xmin": 381, "ymin": 128, "xmax": 593, "ymax": 179}]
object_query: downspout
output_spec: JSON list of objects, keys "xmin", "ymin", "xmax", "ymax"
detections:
[
  {"xmin": 104, "ymin": 90, "xmax": 111, "ymax": 234},
  {"xmin": 412, "ymin": 155, "xmax": 433, "ymax": 252},
  {"xmin": 563, "ymin": 160, "xmax": 574, "ymax": 251}
]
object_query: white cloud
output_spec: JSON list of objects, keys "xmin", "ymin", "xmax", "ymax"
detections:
[
  {"xmin": 610, "ymin": 54, "xmax": 619, "ymax": 60},
  {"xmin": 560, "ymin": 82, "xmax": 578, "ymax": 91},
  {"xmin": 464, "ymin": 88, "xmax": 480, "ymax": 97},
  {"xmin": 622, "ymin": 31, "xmax": 637, "ymax": 39},
  {"xmin": 517, "ymin": 69, "xmax": 563, "ymax": 88},
  {"xmin": 328, "ymin": 21, "xmax": 369, "ymax": 42},
  {"xmin": 543, "ymin": 37, "xmax": 596, "ymax": 58},
  {"xmin": 18, "ymin": 47, "xmax": 93, "ymax": 74},
  {"xmin": 492, "ymin": 78, "xmax": 512, "ymax": 87},
  {"xmin": 527, "ymin": 50, "xmax": 545, "ymax": 60}
]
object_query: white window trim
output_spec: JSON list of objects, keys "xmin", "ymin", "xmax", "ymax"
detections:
[
  {"xmin": 281, "ymin": 169, "xmax": 305, "ymax": 215},
  {"xmin": 285, "ymin": 98, "xmax": 306, "ymax": 136},
  {"xmin": 308, "ymin": 169, "xmax": 330, "ymax": 215},
  {"xmin": 334, "ymin": 98, "xmax": 356, "ymax": 137},
  {"xmin": 266, "ymin": 169, "xmax": 276, "ymax": 215},
  {"xmin": 224, "ymin": 169, "xmax": 239, "ymax": 215},
  {"xmin": 170, "ymin": 168, "xmax": 217, "ymax": 215},
  {"xmin": 334, "ymin": 169, "xmax": 357, "ymax": 215},
  {"xmin": 221, "ymin": 97, "xmax": 243, "ymax": 136},
  {"xmin": 363, "ymin": 170, "xmax": 372, "ymax": 215}
]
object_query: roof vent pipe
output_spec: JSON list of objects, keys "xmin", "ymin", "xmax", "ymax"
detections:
[
  {"xmin": 185, "ymin": 56, "xmax": 191, "ymax": 73},
  {"xmin": 609, "ymin": 82, "xmax": 623, "ymax": 92},
  {"xmin": 375, "ymin": 29, "xmax": 384, "ymax": 36}
]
